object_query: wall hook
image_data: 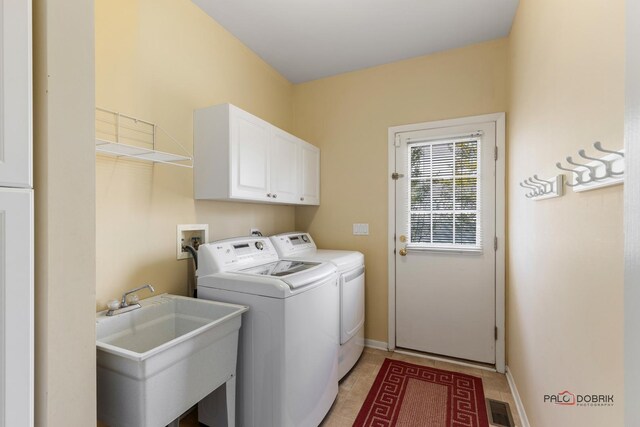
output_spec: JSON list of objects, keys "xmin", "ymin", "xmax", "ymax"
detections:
[
  {"xmin": 524, "ymin": 178, "xmax": 543, "ymax": 195},
  {"xmin": 565, "ymin": 156, "xmax": 597, "ymax": 183},
  {"xmin": 519, "ymin": 182, "xmax": 536, "ymax": 198},
  {"xmin": 531, "ymin": 174, "xmax": 553, "ymax": 191},
  {"xmin": 555, "ymin": 162, "xmax": 579, "ymax": 187},
  {"xmin": 578, "ymin": 149, "xmax": 611, "ymax": 179},
  {"xmin": 593, "ymin": 141, "xmax": 624, "ymax": 158}
]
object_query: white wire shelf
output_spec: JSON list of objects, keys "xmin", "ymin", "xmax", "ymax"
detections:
[{"xmin": 95, "ymin": 107, "xmax": 193, "ymax": 168}]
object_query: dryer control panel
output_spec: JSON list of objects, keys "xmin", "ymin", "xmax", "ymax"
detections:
[{"xmin": 270, "ymin": 232, "xmax": 317, "ymax": 256}]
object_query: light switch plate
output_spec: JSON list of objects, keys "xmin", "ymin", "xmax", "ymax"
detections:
[
  {"xmin": 353, "ymin": 223, "xmax": 369, "ymax": 235},
  {"xmin": 177, "ymin": 224, "xmax": 209, "ymax": 260}
]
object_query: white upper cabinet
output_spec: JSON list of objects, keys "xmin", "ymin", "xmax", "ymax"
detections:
[
  {"xmin": 194, "ymin": 104, "xmax": 320, "ymax": 205},
  {"xmin": 270, "ymin": 129, "xmax": 300, "ymax": 203},
  {"xmin": 299, "ymin": 141, "xmax": 320, "ymax": 205},
  {"xmin": 0, "ymin": 0, "xmax": 32, "ymax": 188},
  {"xmin": 231, "ymin": 109, "xmax": 271, "ymax": 201}
]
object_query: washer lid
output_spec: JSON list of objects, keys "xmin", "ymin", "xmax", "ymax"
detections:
[
  {"xmin": 198, "ymin": 261, "xmax": 337, "ymax": 297},
  {"xmin": 236, "ymin": 260, "xmax": 336, "ymax": 289},
  {"xmin": 240, "ymin": 260, "xmax": 321, "ymax": 277}
]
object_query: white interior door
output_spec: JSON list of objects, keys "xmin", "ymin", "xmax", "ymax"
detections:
[
  {"xmin": 0, "ymin": 188, "xmax": 33, "ymax": 427},
  {"xmin": 394, "ymin": 122, "xmax": 497, "ymax": 364}
]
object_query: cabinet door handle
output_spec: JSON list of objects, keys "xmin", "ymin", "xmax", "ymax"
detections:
[
  {"xmin": 266, "ymin": 193, "xmax": 272, "ymax": 198},
  {"xmin": 300, "ymin": 197, "xmax": 304, "ymax": 201},
  {"xmin": 272, "ymin": 194, "xmax": 277, "ymax": 199}
]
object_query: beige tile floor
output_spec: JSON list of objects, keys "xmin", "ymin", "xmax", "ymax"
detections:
[
  {"xmin": 319, "ymin": 348, "xmax": 522, "ymax": 427},
  {"xmin": 177, "ymin": 347, "xmax": 521, "ymax": 427}
]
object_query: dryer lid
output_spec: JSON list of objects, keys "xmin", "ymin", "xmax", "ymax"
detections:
[{"xmin": 303, "ymin": 250, "xmax": 364, "ymax": 271}]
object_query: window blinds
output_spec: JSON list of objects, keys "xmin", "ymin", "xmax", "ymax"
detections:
[{"xmin": 408, "ymin": 137, "xmax": 482, "ymax": 250}]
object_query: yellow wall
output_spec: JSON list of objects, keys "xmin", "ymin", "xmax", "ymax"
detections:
[
  {"xmin": 293, "ymin": 39, "xmax": 508, "ymax": 341},
  {"xmin": 95, "ymin": 0, "xmax": 296, "ymax": 309},
  {"xmin": 507, "ymin": 0, "xmax": 624, "ymax": 425},
  {"xmin": 34, "ymin": 0, "xmax": 96, "ymax": 425}
]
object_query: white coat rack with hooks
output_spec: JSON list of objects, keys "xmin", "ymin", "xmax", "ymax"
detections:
[
  {"xmin": 555, "ymin": 142, "xmax": 624, "ymax": 192},
  {"xmin": 519, "ymin": 174, "xmax": 564, "ymax": 201}
]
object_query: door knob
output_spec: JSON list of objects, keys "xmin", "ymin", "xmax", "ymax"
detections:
[{"xmin": 399, "ymin": 248, "xmax": 407, "ymax": 256}]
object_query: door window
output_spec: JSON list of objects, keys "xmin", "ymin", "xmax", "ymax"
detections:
[{"xmin": 407, "ymin": 137, "xmax": 482, "ymax": 250}]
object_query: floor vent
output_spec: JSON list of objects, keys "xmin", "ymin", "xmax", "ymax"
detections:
[{"xmin": 486, "ymin": 398, "xmax": 515, "ymax": 427}]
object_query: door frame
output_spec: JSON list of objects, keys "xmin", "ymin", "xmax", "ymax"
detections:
[
  {"xmin": 624, "ymin": 0, "xmax": 640, "ymax": 423},
  {"xmin": 387, "ymin": 112, "xmax": 506, "ymax": 373}
]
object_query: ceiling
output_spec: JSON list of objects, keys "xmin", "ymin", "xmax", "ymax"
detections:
[{"xmin": 192, "ymin": 0, "xmax": 520, "ymax": 83}]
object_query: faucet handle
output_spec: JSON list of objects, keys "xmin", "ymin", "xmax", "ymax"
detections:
[
  {"xmin": 107, "ymin": 300, "xmax": 121, "ymax": 311},
  {"xmin": 128, "ymin": 294, "xmax": 140, "ymax": 305}
]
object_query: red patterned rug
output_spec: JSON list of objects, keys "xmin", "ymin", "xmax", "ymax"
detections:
[{"xmin": 353, "ymin": 358, "xmax": 489, "ymax": 427}]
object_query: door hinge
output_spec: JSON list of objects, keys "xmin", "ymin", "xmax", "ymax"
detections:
[
  {"xmin": 494, "ymin": 236, "xmax": 498, "ymax": 251},
  {"xmin": 495, "ymin": 326, "xmax": 498, "ymax": 340},
  {"xmin": 394, "ymin": 134, "xmax": 401, "ymax": 147},
  {"xmin": 494, "ymin": 146, "xmax": 498, "ymax": 161},
  {"xmin": 391, "ymin": 172, "xmax": 405, "ymax": 180}
]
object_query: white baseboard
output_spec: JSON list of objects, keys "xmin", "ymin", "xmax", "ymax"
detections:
[
  {"xmin": 364, "ymin": 339, "xmax": 388, "ymax": 350},
  {"xmin": 505, "ymin": 366, "xmax": 530, "ymax": 427}
]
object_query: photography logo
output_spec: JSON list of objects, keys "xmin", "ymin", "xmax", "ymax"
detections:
[
  {"xmin": 544, "ymin": 390, "xmax": 576, "ymax": 406},
  {"xmin": 544, "ymin": 391, "xmax": 614, "ymax": 407}
]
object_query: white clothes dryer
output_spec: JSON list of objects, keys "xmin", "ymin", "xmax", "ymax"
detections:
[
  {"xmin": 197, "ymin": 236, "xmax": 339, "ymax": 427},
  {"xmin": 270, "ymin": 232, "xmax": 365, "ymax": 380}
]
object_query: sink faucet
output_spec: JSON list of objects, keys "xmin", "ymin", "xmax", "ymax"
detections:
[
  {"xmin": 121, "ymin": 284, "xmax": 155, "ymax": 308},
  {"xmin": 106, "ymin": 284, "xmax": 155, "ymax": 316}
]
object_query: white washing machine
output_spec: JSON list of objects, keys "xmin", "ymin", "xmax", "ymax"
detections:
[
  {"xmin": 270, "ymin": 232, "xmax": 365, "ymax": 380},
  {"xmin": 197, "ymin": 236, "xmax": 339, "ymax": 427}
]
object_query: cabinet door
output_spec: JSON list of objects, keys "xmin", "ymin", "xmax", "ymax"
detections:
[
  {"xmin": 0, "ymin": 188, "xmax": 33, "ymax": 427},
  {"xmin": 0, "ymin": 1, "xmax": 32, "ymax": 188},
  {"xmin": 229, "ymin": 110, "xmax": 270, "ymax": 201},
  {"xmin": 269, "ymin": 129, "xmax": 299, "ymax": 203},
  {"xmin": 299, "ymin": 142, "xmax": 320, "ymax": 205}
]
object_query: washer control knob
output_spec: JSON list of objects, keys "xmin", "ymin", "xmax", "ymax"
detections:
[
  {"xmin": 255, "ymin": 241, "xmax": 264, "ymax": 250},
  {"xmin": 301, "ymin": 235, "xmax": 309, "ymax": 243}
]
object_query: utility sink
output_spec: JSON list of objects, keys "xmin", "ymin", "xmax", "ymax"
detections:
[{"xmin": 96, "ymin": 294, "xmax": 248, "ymax": 427}]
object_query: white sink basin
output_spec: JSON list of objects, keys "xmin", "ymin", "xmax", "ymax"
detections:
[{"xmin": 96, "ymin": 294, "xmax": 248, "ymax": 427}]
